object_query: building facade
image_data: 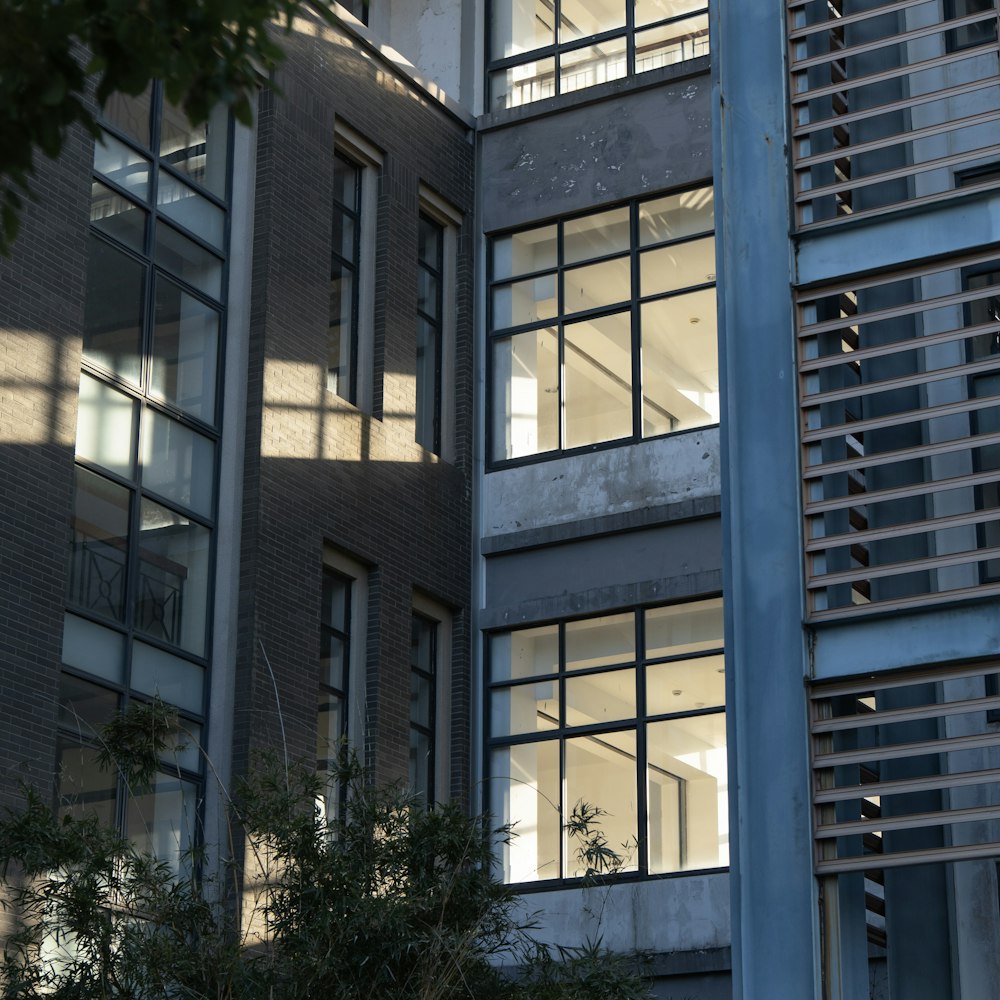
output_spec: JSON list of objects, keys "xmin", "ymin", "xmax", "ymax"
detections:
[{"xmin": 2, "ymin": 1, "xmax": 1000, "ymax": 999}]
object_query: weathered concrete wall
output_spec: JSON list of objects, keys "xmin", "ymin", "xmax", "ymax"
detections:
[
  {"xmin": 482, "ymin": 429, "xmax": 720, "ymax": 539},
  {"xmin": 479, "ymin": 63, "xmax": 711, "ymax": 233}
]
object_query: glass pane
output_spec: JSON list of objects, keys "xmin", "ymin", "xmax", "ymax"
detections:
[
  {"xmin": 490, "ymin": 625, "xmax": 559, "ymax": 682},
  {"xmin": 565, "ymin": 730, "xmax": 638, "ymax": 876},
  {"xmin": 635, "ymin": 15, "xmax": 710, "ymax": 74},
  {"xmin": 410, "ymin": 670, "xmax": 434, "ymax": 729},
  {"xmin": 91, "ymin": 181, "xmax": 146, "ymax": 252},
  {"xmin": 560, "ymin": 38, "xmax": 627, "ymax": 94},
  {"xmin": 164, "ymin": 722, "xmax": 202, "ymax": 773},
  {"xmin": 566, "ymin": 668, "xmax": 636, "ymax": 726},
  {"xmin": 321, "ymin": 633, "xmax": 347, "ymax": 692},
  {"xmin": 564, "ymin": 311, "xmax": 633, "ymax": 448},
  {"xmin": 131, "ymin": 641, "xmax": 205, "ymax": 716},
  {"xmin": 565, "ymin": 612, "xmax": 635, "ymax": 669},
  {"xmin": 61, "ymin": 612, "xmax": 125, "ymax": 684},
  {"xmin": 333, "ymin": 153, "xmax": 361, "ymax": 208},
  {"xmin": 411, "ymin": 615, "xmax": 437, "ymax": 673},
  {"xmin": 93, "ymin": 132, "xmax": 150, "ymax": 201},
  {"xmin": 84, "ymin": 236, "xmax": 145, "ymax": 385},
  {"xmin": 416, "ymin": 315, "xmax": 440, "ymax": 452},
  {"xmin": 641, "ymin": 236, "xmax": 715, "ymax": 296},
  {"xmin": 151, "ymin": 277, "xmax": 220, "ymax": 422},
  {"xmin": 635, "ymin": 0, "xmax": 706, "ymax": 28},
  {"xmin": 58, "ymin": 674, "xmax": 118, "ymax": 737},
  {"xmin": 645, "ymin": 598, "xmax": 723, "ymax": 658},
  {"xmin": 409, "ymin": 727, "xmax": 433, "ymax": 802},
  {"xmin": 647, "ymin": 713, "xmax": 728, "ymax": 873},
  {"xmin": 75, "ymin": 372, "xmax": 137, "ymax": 479},
  {"xmin": 317, "ymin": 689, "xmax": 346, "ymax": 763},
  {"xmin": 563, "ymin": 256, "xmax": 631, "ymax": 315},
  {"xmin": 322, "ymin": 570, "xmax": 351, "ymax": 630},
  {"xmin": 564, "ymin": 207, "xmax": 630, "ymax": 264},
  {"xmin": 493, "ymin": 226, "xmax": 558, "ymax": 281},
  {"xmin": 490, "ymin": 742, "xmax": 561, "ymax": 882},
  {"xmin": 491, "ymin": 680, "xmax": 559, "ymax": 736},
  {"xmin": 332, "ymin": 207, "xmax": 356, "ymax": 261},
  {"xmin": 491, "ymin": 0, "xmax": 555, "ymax": 57},
  {"xmin": 155, "ymin": 223, "xmax": 222, "ymax": 299},
  {"xmin": 329, "ymin": 267, "xmax": 355, "ymax": 398},
  {"xmin": 647, "ymin": 654, "xmax": 725, "ymax": 715},
  {"xmin": 490, "ymin": 59, "xmax": 556, "ymax": 111},
  {"xmin": 641, "ymin": 289, "xmax": 719, "ymax": 434},
  {"xmin": 418, "ymin": 216, "xmax": 442, "ymax": 266},
  {"xmin": 492, "ymin": 328, "xmax": 559, "ymax": 460},
  {"xmin": 639, "ymin": 187, "xmax": 714, "ymax": 246},
  {"xmin": 160, "ymin": 102, "xmax": 229, "ymax": 197},
  {"xmin": 69, "ymin": 467, "xmax": 130, "ymax": 623},
  {"xmin": 136, "ymin": 499, "xmax": 210, "ymax": 656},
  {"xmin": 101, "ymin": 86, "xmax": 152, "ymax": 147},
  {"xmin": 560, "ymin": 0, "xmax": 626, "ymax": 41},
  {"xmin": 127, "ymin": 771, "xmax": 198, "ymax": 876},
  {"xmin": 157, "ymin": 172, "xmax": 225, "ymax": 248},
  {"xmin": 57, "ymin": 740, "xmax": 117, "ymax": 826},
  {"xmin": 492, "ymin": 273, "xmax": 558, "ymax": 329},
  {"xmin": 418, "ymin": 265, "xmax": 440, "ymax": 319},
  {"xmin": 140, "ymin": 409, "xmax": 215, "ymax": 517}
]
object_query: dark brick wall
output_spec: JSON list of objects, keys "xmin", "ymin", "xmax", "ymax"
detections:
[
  {"xmin": 236, "ymin": 15, "xmax": 476, "ymax": 801},
  {"xmin": 0, "ymin": 133, "xmax": 91, "ymax": 811}
]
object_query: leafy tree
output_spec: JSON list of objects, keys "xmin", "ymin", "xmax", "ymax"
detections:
[
  {"xmin": 0, "ymin": 0, "xmax": 336, "ymax": 253},
  {"xmin": 0, "ymin": 700, "xmax": 652, "ymax": 1000}
]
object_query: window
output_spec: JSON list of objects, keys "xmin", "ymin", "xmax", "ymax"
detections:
[
  {"xmin": 329, "ymin": 127, "xmax": 380, "ymax": 410},
  {"xmin": 946, "ymin": 0, "xmax": 998, "ymax": 51},
  {"xmin": 61, "ymin": 84, "xmax": 231, "ymax": 868},
  {"xmin": 488, "ymin": 0, "xmax": 709, "ymax": 111},
  {"xmin": 416, "ymin": 214, "xmax": 444, "ymax": 453},
  {"xmin": 410, "ymin": 613, "xmax": 438, "ymax": 804},
  {"xmin": 489, "ymin": 186, "xmax": 716, "ymax": 464},
  {"xmin": 316, "ymin": 550, "xmax": 368, "ymax": 820},
  {"xmin": 409, "ymin": 594, "xmax": 452, "ymax": 805},
  {"xmin": 338, "ymin": 0, "xmax": 369, "ymax": 25},
  {"xmin": 487, "ymin": 598, "xmax": 726, "ymax": 884}
]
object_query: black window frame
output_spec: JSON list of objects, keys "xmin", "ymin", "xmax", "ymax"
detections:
[
  {"xmin": 486, "ymin": 185, "xmax": 717, "ymax": 469},
  {"xmin": 416, "ymin": 213, "xmax": 445, "ymax": 455},
  {"xmin": 330, "ymin": 151, "xmax": 364, "ymax": 405},
  {"xmin": 409, "ymin": 612, "xmax": 439, "ymax": 806}
]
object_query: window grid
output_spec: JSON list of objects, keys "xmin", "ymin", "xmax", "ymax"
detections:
[
  {"xmin": 486, "ymin": 600, "xmax": 726, "ymax": 886},
  {"xmin": 487, "ymin": 187, "xmax": 717, "ymax": 466},
  {"xmin": 486, "ymin": 2, "xmax": 710, "ymax": 111},
  {"xmin": 410, "ymin": 613, "xmax": 438, "ymax": 805},
  {"xmin": 416, "ymin": 214, "xmax": 445, "ymax": 454},
  {"xmin": 318, "ymin": 569, "xmax": 352, "ymax": 821},
  {"xmin": 330, "ymin": 152, "xmax": 363, "ymax": 403}
]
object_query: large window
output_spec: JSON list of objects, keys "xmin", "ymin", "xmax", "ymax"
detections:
[
  {"xmin": 61, "ymin": 84, "xmax": 231, "ymax": 869},
  {"xmin": 489, "ymin": 186, "xmax": 716, "ymax": 464},
  {"xmin": 409, "ymin": 613, "xmax": 439, "ymax": 804},
  {"xmin": 487, "ymin": 598, "xmax": 726, "ymax": 884},
  {"xmin": 488, "ymin": 0, "xmax": 709, "ymax": 111}
]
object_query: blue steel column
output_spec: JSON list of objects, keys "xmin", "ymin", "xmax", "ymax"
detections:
[{"xmin": 712, "ymin": 2, "xmax": 821, "ymax": 997}]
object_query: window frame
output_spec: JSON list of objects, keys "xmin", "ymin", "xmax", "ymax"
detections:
[
  {"xmin": 410, "ymin": 592, "xmax": 453, "ymax": 805},
  {"xmin": 485, "ymin": 0, "xmax": 710, "ymax": 112},
  {"xmin": 330, "ymin": 124, "xmax": 381, "ymax": 413},
  {"xmin": 484, "ymin": 596, "xmax": 726, "ymax": 888},
  {"xmin": 416, "ymin": 212, "xmax": 445, "ymax": 455},
  {"xmin": 486, "ymin": 185, "xmax": 717, "ymax": 469}
]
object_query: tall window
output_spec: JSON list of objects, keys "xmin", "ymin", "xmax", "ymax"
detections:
[
  {"xmin": 487, "ymin": 598, "xmax": 726, "ymax": 884},
  {"xmin": 946, "ymin": 0, "xmax": 998, "ymax": 50},
  {"xmin": 489, "ymin": 185, "xmax": 716, "ymax": 464},
  {"xmin": 416, "ymin": 214, "xmax": 444, "ymax": 453},
  {"xmin": 317, "ymin": 569, "xmax": 353, "ymax": 820},
  {"xmin": 61, "ymin": 85, "xmax": 231, "ymax": 871},
  {"xmin": 329, "ymin": 128, "xmax": 380, "ymax": 410},
  {"xmin": 488, "ymin": 0, "xmax": 709, "ymax": 111},
  {"xmin": 409, "ymin": 613, "xmax": 438, "ymax": 804}
]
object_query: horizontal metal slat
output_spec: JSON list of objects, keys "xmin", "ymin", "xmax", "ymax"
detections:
[
  {"xmin": 813, "ymin": 729, "xmax": 1000, "ymax": 768},
  {"xmin": 812, "ymin": 695, "xmax": 1000, "ymax": 733},
  {"xmin": 806, "ymin": 504, "xmax": 1000, "ymax": 554},
  {"xmin": 810, "ymin": 661, "xmax": 1000, "ymax": 701},
  {"xmin": 807, "ymin": 579, "xmax": 1000, "ymax": 621},
  {"xmin": 816, "ymin": 839, "xmax": 1000, "ymax": 874},
  {"xmin": 815, "ymin": 802, "xmax": 1000, "ymax": 840},
  {"xmin": 788, "ymin": 0, "xmax": 943, "ymax": 42},
  {"xmin": 813, "ymin": 765, "xmax": 1000, "ymax": 804}
]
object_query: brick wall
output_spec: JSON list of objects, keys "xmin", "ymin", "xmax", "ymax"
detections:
[{"xmin": 236, "ymin": 15, "xmax": 476, "ymax": 802}]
